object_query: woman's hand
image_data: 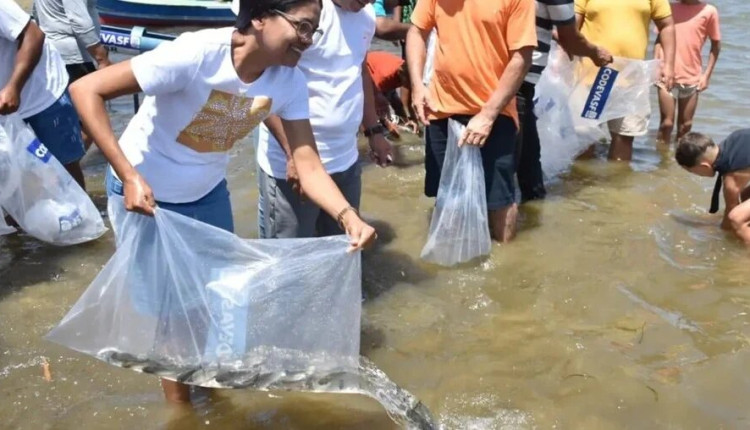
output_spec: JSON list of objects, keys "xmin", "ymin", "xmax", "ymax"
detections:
[
  {"xmin": 341, "ymin": 210, "xmax": 377, "ymax": 252},
  {"xmin": 286, "ymin": 158, "xmax": 305, "ymax": 197},
  {"xmin": 123, "ymin": 173, "xmax": 156, "ymax": 216}
]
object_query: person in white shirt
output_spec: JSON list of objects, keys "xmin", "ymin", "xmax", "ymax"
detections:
[
  {"xmin": 256, "ymin": 0, "xmax": 393, "ymax": 239},
  {"xmin": 0, "ymin": 0, "xmax": 87, "ymax": 188},
  {"xmin": 33, "ymin": 0, "xmax": 111, "ymax": 79},
  {"xmin": 33, "ymin": 0, "xmax": 111, "ymax": 152},
  {"xmin": 68, "ymin": 0, "xmax": 378, "ymax": 404}
]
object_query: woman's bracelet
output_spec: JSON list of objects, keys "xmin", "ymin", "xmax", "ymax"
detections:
[{"xmin": 336, "ymin": 206, "xmax": 359, "ymax": 230}]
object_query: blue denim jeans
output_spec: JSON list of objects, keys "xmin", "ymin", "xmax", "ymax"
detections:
[{"xmin": 105, "ymin": 168, "xmax": 234, "ymax": 233}]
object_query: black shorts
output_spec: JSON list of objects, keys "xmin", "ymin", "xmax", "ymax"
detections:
[
  {"xmin": 65, "ymin": 62, "xmax": 96, "ymax": 84},
  {"xmin": 425, "ymin": 114, "xmax": 518, "ymax": 210}
]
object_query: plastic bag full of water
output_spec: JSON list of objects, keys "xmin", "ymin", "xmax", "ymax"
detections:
[
  {"xmin": 47, "ymin": 196, "xmax": 362, "ymax": 375},
  {"xmin": 46, "ymin": 197, "xmax": 439, "ymax": 429},
  {"xmin": 534, "ymin": 46, "xmax": 660, "ymax": 178},
  {"xmin": 0, "ymin": 115, "xmax": 106, "ymax": 245},
  {"xmin": 421, "ymin": 119, "xmax": 491, "ymax": 266}
]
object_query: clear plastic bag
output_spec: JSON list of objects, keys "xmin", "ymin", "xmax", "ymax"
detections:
[
  {"xmin": 0, "ymin": 115, "xmax": 106, "ymax": 245},
  {"xmin": 0, "ymin": 121, "xmax": 21, "ymax": 202},
  {"xmin": 535, "ymin": 47, "xmax": 660, "ymax": 177},
  {"xmin": 570, "ymin": 56, "xmax": 660, "ymax": 128},
  {"xmin": 46, "ymin": 197, "xmax": 363, "ymax": 386},
  {"xmin": 421, "ymin": 119, "xmax": 491, "ymax": 266},
  {"xmin": 534, "ymin": 71, "xmax": 582, "ymax": 179}
]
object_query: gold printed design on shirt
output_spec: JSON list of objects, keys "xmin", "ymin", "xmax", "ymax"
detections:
[{"xmin": 177, "ymin": 90, "xmax": 271, "ymax": 153}]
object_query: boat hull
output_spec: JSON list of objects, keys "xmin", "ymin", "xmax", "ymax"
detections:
[{"xmin": 97, "ymin": 0, "xmax": 235, "ymax": 26}]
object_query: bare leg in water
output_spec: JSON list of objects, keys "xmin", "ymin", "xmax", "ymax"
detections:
[
  {"xmin": 608, "ymin": 132, "xmax": 634, "ymax": 161},
  {"xmin": 676, "ymin": 91, "xmax": 699, "ymax": 141},
  {"xmin": 727, "ymin": 198, "xmax": 750, "ymax": 245},
  {"xmin": 577, "ymin": 144, "xmax": 597, "ymax": 159},
  {"xmin": 489, "ymin": 203, "xmax": 518, "ymax": 243},
  {"xmin": 657, "ymin": 86, "xmax": 675, "ymax": 144},
  {"xmin": 162, "ymin": 379, "xmax": 191, "ymax": 403}
]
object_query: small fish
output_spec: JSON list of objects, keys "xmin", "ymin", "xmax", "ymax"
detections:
[{"xmin": 617, "ymin": 285, "xmax": 703, "ymax": 333}]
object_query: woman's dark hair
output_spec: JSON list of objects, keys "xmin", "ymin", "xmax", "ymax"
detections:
[
  {"xmin": 236, "ymin": 0, "xmax": 322, "ymax": 30},
  {"xmin": 675, "ymin": 132, "xmax": 715, "ymax": 168}
]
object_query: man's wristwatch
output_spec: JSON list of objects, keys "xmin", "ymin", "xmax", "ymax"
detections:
[{"xmin": 363, "ymin": 124, "xmax": 386, "ymax": 138}]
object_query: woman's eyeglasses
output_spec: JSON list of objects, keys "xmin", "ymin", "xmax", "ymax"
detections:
[{"xmin": 272, "ymin": 9, "xmax": 323, "ymax": 43}]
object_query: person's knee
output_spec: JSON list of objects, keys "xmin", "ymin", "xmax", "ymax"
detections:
[
  {"xmin": 678, "ymin": 120, "xmax": 693, "ymax": 136},
  {"xmin": 727, "ymin": 206, "xmax": 750, "ymax": 233},
  {"xmin": 660, "ymin": 117, "xmax": 674, "ymax": 131}
]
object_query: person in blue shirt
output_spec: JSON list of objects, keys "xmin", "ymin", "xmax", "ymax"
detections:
[{"xmin": 373, "ymin": 0, "xmax": 409, "ymax": 40}]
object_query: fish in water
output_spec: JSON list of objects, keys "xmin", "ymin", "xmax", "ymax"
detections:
[
  {"xmin": 95, "ymin": 347, "xmax": 438, "ymax": 430},
  {"xmin": 617, "ymin": 285, "xmax": 703, "ymax": 334}
]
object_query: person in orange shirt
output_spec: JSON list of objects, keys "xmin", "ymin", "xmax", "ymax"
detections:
[
  {"xmin": 406, "ymin": 0, "xmax": 537, "ymax": 243},
  {"xmin": 364, "ymin": 50, "xmax": 420, "ymax": 138},
  {"xmin": 655, "ymin": 0, "xmax": 721, "ymax": 144}
]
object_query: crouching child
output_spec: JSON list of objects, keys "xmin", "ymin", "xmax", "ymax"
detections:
[{"xmin": 676, "ymin": 129, "xmax": 750, "ymax": 243}]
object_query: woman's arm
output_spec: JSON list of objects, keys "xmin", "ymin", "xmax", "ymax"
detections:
[
  {"xmin": 281, "ymin": 118, "xmax": 377, "ymax": 250},
  {"xmin": 69, "ymin": 60, "xmax": 155, "ymax": 214}
]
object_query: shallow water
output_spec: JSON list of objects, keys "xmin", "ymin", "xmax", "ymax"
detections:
[{"xmin": 3, "ymin": 2, "xmax": 750, "ymax": 429}]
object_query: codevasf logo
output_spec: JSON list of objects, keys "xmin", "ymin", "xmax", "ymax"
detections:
[
  {"xmin": 213, "ymin": 297, "xmax": 237, "ymax": 359},
  {"xmin": 26, "ymin": 139, "xmax": 52, "ymax": 163},
  {"xmin": 581, "ymin": 67, "xmax": 618, "ymax": 120},
  {"xmin": 100, "ymin": 31, "xmax": 130, "ymax": 48}
]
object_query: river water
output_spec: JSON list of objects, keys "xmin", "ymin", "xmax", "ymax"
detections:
[{"xmin": 2, "ymin": 2, "xmax": 750, "ymax": 429}]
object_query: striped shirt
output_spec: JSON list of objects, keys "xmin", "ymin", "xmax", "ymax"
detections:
[{"xmin": 525, "ymin": 0, "xmax": 576, "ymax": 84}]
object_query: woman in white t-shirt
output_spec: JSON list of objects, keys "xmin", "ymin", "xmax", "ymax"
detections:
[{"xmin": 68, "ymin": 0, "xmax": 377, "ymax": 403}]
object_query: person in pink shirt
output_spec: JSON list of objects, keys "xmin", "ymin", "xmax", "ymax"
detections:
[{"xmin": 655, "ymin": 0, "xmax": 721, "ymax": 144}]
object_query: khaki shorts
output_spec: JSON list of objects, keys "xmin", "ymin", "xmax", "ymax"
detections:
[
  {"xmin": 607, "ymin": 113, "xmax": 650, "ymax": 137},
  {"xmin": 656, "ymin": 82, "xmax": 699, "ymax": 99}
]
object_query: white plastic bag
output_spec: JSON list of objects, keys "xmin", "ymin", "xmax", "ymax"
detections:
[
  {"xmin": 0, "ymin": 115, "xmax": 106, "ymax": 245},
  {"xmin": 534, "ymin": 71, "xmax": 582, "ymax": 179},
  {"xmin": 535, "ymin": 47, "xmax": 660, "ymax": 177},
  {"xmin": 46, "ymin": 197, "xmax": 362, "ymax": 386},
  {"xmin": 421, "ymin": 120, "xmax": 491, "ymax": 266},
  {"xmin": 0, "ymin": 123, "xmax": 21, "ymax": 202}
]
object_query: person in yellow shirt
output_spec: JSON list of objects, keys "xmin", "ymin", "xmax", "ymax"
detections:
[{"xmin": 575, "ymin": 0, "xmax": 676, "ymax": 161}]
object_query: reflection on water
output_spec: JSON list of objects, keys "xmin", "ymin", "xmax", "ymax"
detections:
[{"xmin": 3, "ymin": 1, "xmax": 750, "ymax": 428}]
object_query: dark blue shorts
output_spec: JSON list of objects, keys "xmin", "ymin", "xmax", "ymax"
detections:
[
  {"xmin": 24, "ymin": 90, "xmax": 86, "ymax": 165},
  {"xmin": 105, "ymin": 169, "xmax": 234, "ymax": 233},
  {"xmin": 425, "ymin": 114, "xmax": 518, "ymax": 210}
]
